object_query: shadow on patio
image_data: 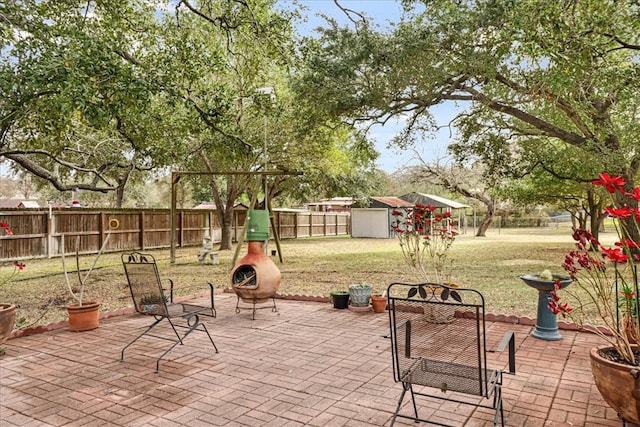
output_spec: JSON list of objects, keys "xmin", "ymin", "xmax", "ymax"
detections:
[{"xmin": 0, "ymin": 293, "xmax": 626, "ymax": 426}]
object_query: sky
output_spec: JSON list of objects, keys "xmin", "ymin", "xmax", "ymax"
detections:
[{"xmin": 277, "ymin": 0, "xmax": 461, "ymax": 173}]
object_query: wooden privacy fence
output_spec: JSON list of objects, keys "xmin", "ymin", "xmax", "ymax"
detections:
[{"xmin": 0, "ymin": 209, "xmax": 350, "ymax": 262}]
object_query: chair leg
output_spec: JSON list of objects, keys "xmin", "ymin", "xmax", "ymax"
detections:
[
  {"xmin": 408, "ymin": 383, "xmax": 419, "ymax": 421},
  {"xmin": 391, "ymin": 382, "xmax": 419, "ymax": 426},
  {"xmin": 120, "ymin": 317, "xmax": 163, "ymax": 363},
  {"xmin": 493, "ymin": 384, "xmax": 503, "ymax": 426},
  {"xmin": 198, "ymin": 322, "xmax": 219, "ymax": 354},
  {"xmin": 155, "ymin": 316, "xmax": 214, "ymax": 372}
]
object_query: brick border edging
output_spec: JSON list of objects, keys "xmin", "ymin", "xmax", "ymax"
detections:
[{"xmin": 8, "ymin": 289, "xmax": 610, "ymax": 339}]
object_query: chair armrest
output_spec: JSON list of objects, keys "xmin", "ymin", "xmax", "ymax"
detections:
[
  {"xmin": 166, "ymin": 280, "xmax": 216, "ymax": 318},
  {"xmin": 489, "ymin": 331, "xmax": 516, "ymax": 374}
]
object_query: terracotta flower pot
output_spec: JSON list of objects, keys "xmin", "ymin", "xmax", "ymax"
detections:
[
  {"xmin": 67, "ymin": 301, "xmax": 101, "ymax": 332},
  {"xmin": 0, "ymin": 303, "xmax": 17, "ymax": 346},
  {"xmin": 371, "ymin": 295, "xmax": 387, "ymax": 313},
  {"xmin": 590, "ymin": 345, "xmax": 640, "ymax": 425}
]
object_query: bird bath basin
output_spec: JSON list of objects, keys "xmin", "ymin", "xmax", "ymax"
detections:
[{"xmin": 520, "ymin": 274, "xmax": 573, "ymax": 341}]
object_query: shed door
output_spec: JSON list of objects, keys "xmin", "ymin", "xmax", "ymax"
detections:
[{"xmin": 351, "ymin": 208, "xmax": 390, "ymax": 238}]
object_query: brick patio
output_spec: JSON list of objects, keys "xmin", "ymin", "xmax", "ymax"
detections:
[{"xmin": 0, "ymin": 293, "xmax": 629, "ymax": 426}]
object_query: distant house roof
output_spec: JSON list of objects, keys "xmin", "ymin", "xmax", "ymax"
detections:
[
  {"xmin": 368, "ymin": 197, "xmax": 414, "ymax": 208},
  {"xmin": 306, "ymin": 197, "xmax": 354, "ymax": 212},
  {"xmin": 306, "ymin": 197, "xmax": 354, "ymax": 207},
  {"xmin": 0, "ymin": 199, "xmax": 40, "ymax": 208},
  {"xmin": 400, "ymin": 193, "xmax": 469, "ymax": 210},
  {"xmin": 273, "ymin": 207, "xmax": 309, "ymax": 213},
  {"xmin": 193, "ymin": 202, "xmax": 217, "ymax": 210},
  {"xmin": 193, "ymin": 202, "xmax": 249, "ymax": 210}
]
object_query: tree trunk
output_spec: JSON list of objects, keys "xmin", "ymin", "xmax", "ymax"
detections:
[
  {"xmin": 114, "ymin": 167, "xmax": 132, "ymax": 209},
  {"xmin": 114, "ymin": 185, "xmax": 125, "ymax": 209},
  {"xmin": 587, "ymin": 188, "xmax": 605, "ymax": 242},
  {"xmin": 219, "ymin": 208, "xmax": 234, "ymax": 250},
  {"xmin": 476, "ymin": 212, "xmax": 494, "ymax": 237}
]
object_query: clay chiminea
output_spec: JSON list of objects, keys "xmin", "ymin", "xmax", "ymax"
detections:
[{"xmin": 230, "ymin": 210, "xmax": 281, "ymax": 304}]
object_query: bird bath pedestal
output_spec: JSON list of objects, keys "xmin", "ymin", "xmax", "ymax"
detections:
[{"xmin": 520, "ymin": 274, "xmax": 573, "ymax": 341}]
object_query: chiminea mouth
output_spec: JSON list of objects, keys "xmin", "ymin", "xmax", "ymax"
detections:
[{"xmin": 232, "ymin": 265, "xmax": 258, "ymax": 289}]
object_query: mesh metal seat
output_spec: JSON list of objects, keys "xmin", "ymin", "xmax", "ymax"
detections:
[
  {"xmin": 120, "ymin": 252, "xmax": 218, "ymax": 372},
  {"xmin": 387, "ymin": 282, "xmax": 516, "ymax": 426}
]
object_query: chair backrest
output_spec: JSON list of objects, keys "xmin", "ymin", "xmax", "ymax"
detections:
[
  {"xmin": 387, "ymin": 282, "xmax": 490, "ymax": 396},
  {"xmin": 122, "ymin": 252, "xmax": 168, "ymax": 316}
]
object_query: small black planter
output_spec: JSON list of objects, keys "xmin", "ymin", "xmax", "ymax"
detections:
[{"xmin": 331, "ymin": 292, "xmax": 350, "ymax": 309}]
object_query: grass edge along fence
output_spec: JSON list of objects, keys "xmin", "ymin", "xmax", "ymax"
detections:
[{"xmin": 0, "ymin": 208, "xmax": 350, "ymax": 262}]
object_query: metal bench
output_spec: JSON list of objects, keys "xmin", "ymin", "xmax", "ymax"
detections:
[
  {"xmin": 387, "ymin": 282, "xmax": 516, "ymax": 426},
  {"xmin": 120, "ymin": 252, "xmax": 218, "ymax": 372}
]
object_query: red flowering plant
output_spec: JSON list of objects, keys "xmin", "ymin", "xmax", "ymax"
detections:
[
  {"xmin": 0, "ymin": 222, "xmax": 26, "ymax": 286},
  {"xmin": 391, "ymin": 203, "xmax": 458, "ymax": 284},
  {"xmin": 1, "ymin": 221, "xmax": 27, "ymax": 355},
  {"xmin": 549, "ymin": 173, "xmax": 640, "ymax": 365}
]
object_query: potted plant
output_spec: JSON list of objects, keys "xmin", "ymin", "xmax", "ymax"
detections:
[
  {"xmin": 348, "ymin": 283, "xmax": 372, "ymax": 307},
  {"xmin": 550, "ymin": 173, "xmax": 640, "ymax": 424},
  {"xmin": 391, "ymin": 203, "xmax": 458, "ymax": 284},
  {"xmin": 137, "ymin": 294, "xmax": 167, "ymax": 314},
  {"xmin": 61, "ymin": 221, "xmax": 117, "ymax": 332},
  {"xmin": 391, "ymin": 205, "xmax": 462, "ymax": 322},
  {"xmin": 0, "ymin": 221, "xmax": 23, "ymax": 355},
  {"xmin": 329, "ymin": 290, "xmax": 349, "ymax": 309},
  {"xmin": 371, "ymin": 291, "xmax": 387, "ymax": 313}
]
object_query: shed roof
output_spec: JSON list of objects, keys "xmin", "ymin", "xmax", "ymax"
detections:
[
  {"xmin": 400, "ymin": 193, "xmax": 469, "ymax": 209},
  {"xmin": 369, "ymin": 196, "xmax": 414, "ymax": 208}
]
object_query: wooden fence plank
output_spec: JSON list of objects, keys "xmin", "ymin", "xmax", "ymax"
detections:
[{"xmin": 0, "ymin": 208, "xmax": 350, "ymax": 261}]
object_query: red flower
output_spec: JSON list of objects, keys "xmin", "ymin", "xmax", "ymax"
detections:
[
  {"xmin": 601, "ymin": 247, "xmax": 628, "ymax": 263},
  {"xmin": 627, "ymin": 187, "xmax": 640, "ymax": 201},
  {"xmin": 593, "ymin": 173, "xmax": 625, "ymax": 193},
  {"xmin": 572, "ymin": 228, "xmax": 598, "ymax": 249},
  {"xmin": 615, "ymin": 239, "xmax": 640, "ymax": 249},
  {"xmin": 13, "ymin": 261, "xmax": 25, "ymax": 270},
  {"xmin": 548, "ymin": 294, "xmax": 574, "ymax": 318},
  {"xmin": 0, "ymin": 222, "xmax": 13, "ymax": 235},
  {"xmin": 426, "ymin": 204, "xmax": 437, "ymax": 211},
  {"xmin": 604, "ymin": 206, "xmax": 633, "ymax": 218},
  {"xmin": 391, "ymin": 209, "xmax": 403, "ymax": 216}
]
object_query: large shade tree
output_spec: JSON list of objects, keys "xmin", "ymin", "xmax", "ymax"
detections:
[
  {"xmin": 163, "ymin": 0, "xmax": 380, "ymax": 249},
  {"xmin": 296, "ymin": 0, "xmax": 640, "ymax": 240},
  {"xmin": 0, "ymin": 0, "xmax": 179, "ymax": 206},
  {"xmin": 2, "ymin": 0, "xmax": 382, "ymax": 220}
]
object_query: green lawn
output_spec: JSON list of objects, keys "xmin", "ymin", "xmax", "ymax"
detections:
[{"xmin": 0, "ymin": 225, "xmax": 617, "ymax": 328}]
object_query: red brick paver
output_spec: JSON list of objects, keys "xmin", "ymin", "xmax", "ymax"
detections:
[{"xmin": 0, "ymin": 294, "xmax": 626, "ymax": 426}]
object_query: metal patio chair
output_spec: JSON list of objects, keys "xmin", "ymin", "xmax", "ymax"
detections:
[
  {"xmin": 120, "ymin": 252, "xmax": 218, "ymax": 372},
  {"xmin": 387, "ymin": 282, "xmax": 516, "ymax": 426}
]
